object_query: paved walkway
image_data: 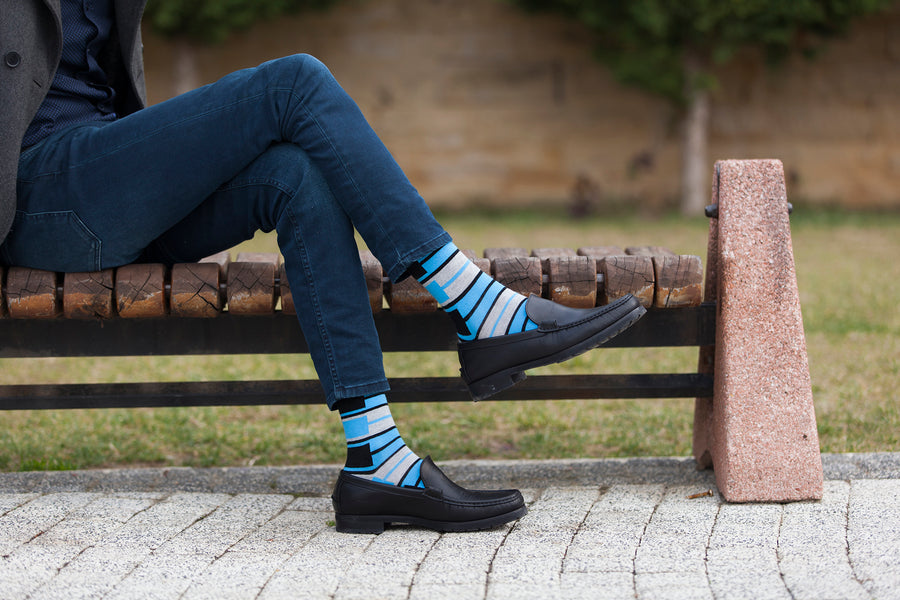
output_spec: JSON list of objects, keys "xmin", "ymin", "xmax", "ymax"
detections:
[{"xmin": 0, "ymin": 453, "xmax": 898, "ymax": 600}]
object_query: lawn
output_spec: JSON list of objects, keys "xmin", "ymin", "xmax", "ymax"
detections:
[{"xmin": 1, "ymin": 207, "xmax": 897, "ymax": 471}]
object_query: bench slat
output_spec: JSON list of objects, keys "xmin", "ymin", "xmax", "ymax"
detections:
[
  {"xmin": 6, "ymin": 267, "xmax": 59, "ymax": 319},
  {"xmin": 171, "ymin": 262, "xmax": 222, "ymax": 317},
  {"xmin": 63, "ymin": 270, "xmax": 115, "ymax": 319},
  {"xmin": 599, "ymin": 255, "xmax": 655, "ymax": 308},
  {"xmin": 492, "ymin": 256, "xmax": 542, "ymax": 298},
  {"xmin": 653, "ymin": 255, "xmax": 704, "ymax": 308},
  {"xmin": 227, "ymin": 253, "xmax": 280, "ymax": 314},
  {"xmin": 116, "ymin": 263, "xmax": 167, "ymax": 318},
  {"xmin": 546, "ymin": 255, "xmax": 596, "ymax": 308}
]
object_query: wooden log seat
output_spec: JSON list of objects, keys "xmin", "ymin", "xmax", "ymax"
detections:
[
  {"xmin": 0, "ymin": 247, "xmax": 704, "ymax": 320},
  {"xmin": 0, "ymin": 245, "xmax": 712, "ymax": 412}
]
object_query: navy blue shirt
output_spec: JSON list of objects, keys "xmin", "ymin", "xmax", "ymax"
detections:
[{"xmin": 22, "ymin": 0, "xmax": 118, "ymax": 148}]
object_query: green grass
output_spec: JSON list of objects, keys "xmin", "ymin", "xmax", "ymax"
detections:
[{"xmin": 1, "ymin": 207, "xmax": 898, "ymax": 472}]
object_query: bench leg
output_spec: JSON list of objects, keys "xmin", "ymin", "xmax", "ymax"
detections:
[{"xmin": 693, "ymin": 159, "xmax": 823, "ymax": 502}]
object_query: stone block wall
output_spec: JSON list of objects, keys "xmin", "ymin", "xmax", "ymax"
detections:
[{"xmin": 142, "ymin": 0, "xmax": 900, "ymax": 210}]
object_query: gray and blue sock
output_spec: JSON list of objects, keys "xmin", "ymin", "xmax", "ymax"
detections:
[
  {"xmin": 338, "ymin": 394, "xmax": 424, "ymax": 488},
  {"xmin": 412, "ymin": 242, "xmax": 538, "ymax": 342}
]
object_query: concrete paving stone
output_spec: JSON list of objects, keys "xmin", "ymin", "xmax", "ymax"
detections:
[
  {"xmin": 658, "ymin": 485, "xmax": 723, "ymax": 506},
  {"xmin": 489, "ymin": 556, "xmax": 562, "ymax": 586},
  {"xmin": 181, "ymin": 551, "xmax": 289, "ymax": 600},
  {"xmin": 32, "ymin": 495, "xmax": 159, "ymax": 547},
  {"xmin": 646, "ymin": 504, "xmax": 719, "ymax": 536},
  {"xmin": 779, "ymin": 556, "xmax": 870, "ymax": 600},
  {"xmin": 100, "ymin": 493, "xmax": 231, "ymax": 552},
  {"xmin": 104, "ymin": 549, "xmax": 219, "ymax": 600},
  {"xmin": 413, "ymin": 528, "xmax": 508, "ymax": 585},
  {"xmin": 635, "ymin": 548, "xmax": 707, "ymax": 575},
  {"xmin": 580, "ymin": 509, "xmax": 653, "ymax": 538},
  {"xmin": 0, "ymin": 492, "xmax": 96, "ymax": 554},
  {"xmin": 126, "ymin": 492, "xmax": 230, "ymax": 528},
  {"xmin": 329, "ymin": 528, "xmax": 439, "ymax": 598},
  {"xmin": 857, "ymin": 574, "xmax": 900, "ymax": 600},
  {"xmin": 638, "ymin": 533, "xmax": 710, "ymax": 558},
  {"xmin": 707, "ymin": 503, "xmax": 782, "ymax": 551},
  {"xmin": 409, "ymin": 582, "xmax": 486, "ymax": 600},
  {"xmin": 558, "ymin": 571, "xmax": 636, "ymax": 599},
  {"xmin": 563, "ymin": 532, "xmax": 641, "ymax": 573},
  {"xmin": 706, "ymin": 560, "xmax": 791, "ymax": 600},
  {"xmin": 777, "ymin": 481, "xmax": 869, "ymax": 599},
  {"xmin": 334, "ymin": 583, "xmax": 412, "ymax": 600},
  {"xmin": 848, "ymin": 480, "xmax": 900, "ymax": 600},
  {"xmin": 563, "ymin": 550, "xmax": 635, "ymax": 573},
  {"xmin": 159, "ymin": 493, "xmax": 291, "ymax": 555},
  {"xmin": 29, "ymin": 545, "xmax": 144, "ymax": 599},
  {"xmin": 0, "ymin": 493, "xmax": 39, "ymax": 516},
  {"xmin": 706, "ymin": 545, "xmax": 779, "ymax": 564},
  {"xmin": 486, "ymin": 581, "xmax": 567, "ymax": 600},
  {"xmin": 227, "ymin": 509, "xmax": 330, "ymax": 555},
  {"xmin": 285, "ymin": 495, "xmax": 333, "ymax": 512},
  {"xmin": 493, "ymin": 529, "xmax": 571, "ymax": 560},
  {"xmin": 634, "ymin": 571, "xmax": 714, "ymax": 600},
  {"xmin": 594, "ymin": 484, "xmax": 665, "ymax": 511},
  {"xmin": 64, "ymin": 494, "xmax": 158, "ymax": 522},
  {"xmin": 258, "ymin": 528, "xmax": 373, "ymax": 599},
  {"xmin": 30, "ymin": 518, "xmax": 124, "ymax": 552},
  {"xmin": 526, "ymin": 486, "xmax": 599, "ymax": 525},
  {"xmin": 0, "ymin": 545, "xmax": 72, "ymax": 600}
]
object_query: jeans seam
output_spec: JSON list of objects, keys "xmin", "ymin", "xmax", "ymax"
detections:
[{"xmin": 285, "ymin": 201, "xmax": 344, "ymax": 397}]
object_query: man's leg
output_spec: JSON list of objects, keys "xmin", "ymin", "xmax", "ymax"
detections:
[{"xmin": 140, "ymin": 144, "xmax": 525, "ymax": 531}]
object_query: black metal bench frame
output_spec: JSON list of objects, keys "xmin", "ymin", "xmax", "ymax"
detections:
[{"xmin": 0, "ymin": 304, "xmax": 714, "ymax": 410}]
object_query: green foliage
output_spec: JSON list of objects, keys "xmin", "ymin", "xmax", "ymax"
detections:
[
  {"xmin": 505, "ymin": 0, "xmax": 896, "ymax": 104},
  {"xmin": 144, "ymin": 0, "xmax": 339, "ymax": 44}
]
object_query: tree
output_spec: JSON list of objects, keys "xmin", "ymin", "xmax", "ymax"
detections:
[
  {"xmin": 144, "ymin": 0, "xmax": 337, "ymax": 44},
  {"xmin": 143, "ymin": 0, "xmax": 337, "ymax": 94},
  {"xmin": 504, "ymin": 0, "xmax": 896, "ymax": 215}
]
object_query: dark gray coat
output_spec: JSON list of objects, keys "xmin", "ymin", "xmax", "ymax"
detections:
[{"xmin": 0, "ymin": 0, "xmax": 147, "ymax": 246}]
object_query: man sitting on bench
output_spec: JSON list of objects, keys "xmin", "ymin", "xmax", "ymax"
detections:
[{"xmin": 0, "ymin": 0, "xmax": 645, "ymax": 533}]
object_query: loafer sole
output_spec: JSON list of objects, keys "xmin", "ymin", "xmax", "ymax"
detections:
[
  {"xmin": 335, "ymin": 504, "xmax": 528, "ymax": 534},
  {"xmin": 464, "ymin": 301, "xmax": 647, "ymax": 400}
]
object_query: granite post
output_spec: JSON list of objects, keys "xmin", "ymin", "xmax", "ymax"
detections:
[{"xmin": 693, "ymin": 159, "xmax": 823, "ymax": 502}]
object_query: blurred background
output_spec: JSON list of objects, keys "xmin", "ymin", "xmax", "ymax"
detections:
[{"xmin": 142, "ymin": 0, "xmax": 900, "ymax": 215}]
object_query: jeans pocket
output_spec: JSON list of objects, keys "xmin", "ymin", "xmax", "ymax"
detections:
[{"xmin": 0, "ymin": 210, "xmax": 101, "ymax": 272}]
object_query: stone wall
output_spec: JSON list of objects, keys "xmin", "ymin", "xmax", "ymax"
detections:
[{"xmin": 142, "ymin": 0, "xmax": 900, "ymax": 210}]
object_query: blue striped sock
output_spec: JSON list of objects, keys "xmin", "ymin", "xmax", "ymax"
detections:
[
  {"xmin": 411, "ymin": 242, "xmax": 538, "ymax": 342},
  {"xmin": 338, "ymin": 394, "xmax": 424, "ymax": 488}
]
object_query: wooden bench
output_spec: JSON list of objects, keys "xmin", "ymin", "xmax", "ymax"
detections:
[
  {"xmin": 0, "ymin": 159, "xmax": 822, "ymax": 503},
  {"xmin": 0, "ymin": 246, "xmax": 710, "ymax": 406}
]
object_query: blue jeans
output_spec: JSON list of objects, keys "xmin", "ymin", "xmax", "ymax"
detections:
[{"xmin": 4, "ymin": 54, "xmax": 452, "ymax": 408}]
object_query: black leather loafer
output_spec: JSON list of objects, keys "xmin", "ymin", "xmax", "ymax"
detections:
[
  {"xmin": 331, "ymin": 457, "xmax": 526, "ymax": 534},
  {"xmin": 458, "ymin": 294, "xmax": 646, "ymax": 400}
]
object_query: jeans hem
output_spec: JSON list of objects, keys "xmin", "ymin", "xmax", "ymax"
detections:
[
  {"xmin": 327, "ymin": 380, "xmax": 391, "ymax": 410},
  {"xmin": 386, "ymin": 231, "xmax": 452, "ymax": 283}
]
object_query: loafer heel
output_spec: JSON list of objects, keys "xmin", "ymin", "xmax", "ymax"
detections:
[
  {"xmin": 334, "ymin": 513, "xmax": 386, "ymax": 534},
  {"xmin": 466, "ymin": 369, "xmax": 526, "ymax": 402}
]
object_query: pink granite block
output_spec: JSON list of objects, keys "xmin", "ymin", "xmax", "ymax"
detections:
[{"xmin": 693, "ymin": 159, "xmax": 823, "ymax": 502}]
